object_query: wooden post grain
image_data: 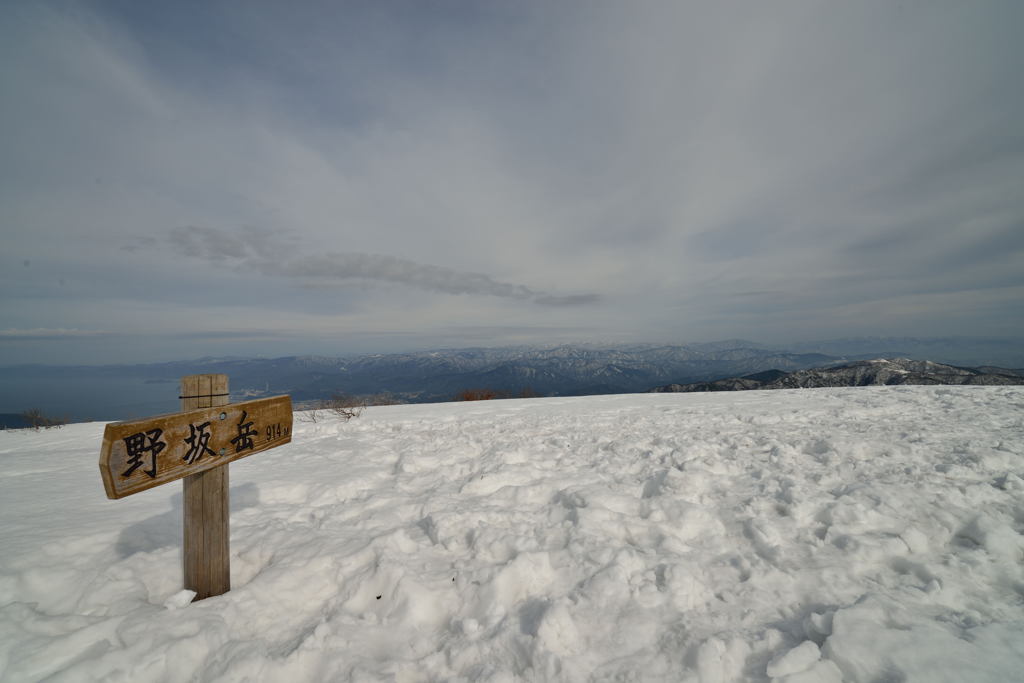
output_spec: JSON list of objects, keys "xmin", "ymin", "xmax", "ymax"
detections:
[{"xmin": 181, "ymin": 374, "xmax": 230, "ymax": 600}]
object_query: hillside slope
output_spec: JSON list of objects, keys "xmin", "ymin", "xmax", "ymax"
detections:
[{"xmin": 2, "ymin": 387, "xmax": 1023, "ymax": 681}]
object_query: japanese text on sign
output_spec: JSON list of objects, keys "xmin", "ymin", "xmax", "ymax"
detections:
[{"xmin": 99, "ymin": 395, "xmax": 292, "ymax": 499}]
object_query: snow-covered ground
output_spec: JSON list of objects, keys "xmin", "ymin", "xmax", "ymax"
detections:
[{"xmin": 1, "ymin": 387, "xmax": 1023, "ymax": 682}]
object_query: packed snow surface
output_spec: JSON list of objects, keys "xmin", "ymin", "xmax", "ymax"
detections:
[{"xmin": 2, "ymin": 387, "xmax": 1024, "ymax": 682}]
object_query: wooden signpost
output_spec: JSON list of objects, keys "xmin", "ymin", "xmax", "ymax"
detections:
[{"xmin": 99, "ymin": 374, "xmax": 292, "ymax": 601}]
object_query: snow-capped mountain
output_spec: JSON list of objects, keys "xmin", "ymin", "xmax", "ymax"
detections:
[
  {"xmin": 136, "ymin": 345, "xmax": 841, "ymax": 403},
  {"xmin": 650, "ymin": 358, "xmax": 1024, "ymax": 393},
  {"xmin": 5, "ymin": 340, "xmax": 1022, "ymax": 422}
]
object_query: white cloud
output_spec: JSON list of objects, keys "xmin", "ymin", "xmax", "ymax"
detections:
[{"xmin": 1, "ymin": 1, "xmax": 1022, "ymax": 362}]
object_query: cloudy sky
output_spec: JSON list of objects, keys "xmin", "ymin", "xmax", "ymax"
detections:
[{"xmin": 2, "ymin": 0, "xmax": 1022, "ymax": 364}]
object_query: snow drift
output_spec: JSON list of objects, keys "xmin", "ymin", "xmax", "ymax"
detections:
[{"xmin": 1, "ymin": 387, "xmax": 1023, "ymax": 682}]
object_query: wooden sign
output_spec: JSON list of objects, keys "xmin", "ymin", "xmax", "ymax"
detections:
[
  {"xmin": 99, "ymin": 395, "xmax": 292, "ymax": 499},
  {"xmin": 99, "ymin": 374, "xmax": 293, "ymax": 601}
]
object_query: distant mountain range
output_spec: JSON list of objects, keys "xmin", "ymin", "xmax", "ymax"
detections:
[
  {"xmin": 3, "ymin": 337, "xmax": 1023, "ymax": 421},
  {"xmin": 649, "ymin": 358, "xmax": 1024, "ymax": 394},
  {"xmin": 1, "ymin": 344, "xmax": 841, "ymax": 405}
]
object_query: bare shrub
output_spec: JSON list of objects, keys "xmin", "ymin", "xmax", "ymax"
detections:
[
  {"xmin": 455, "ymin": 388, "xmax": 509, "ymax": 401},
  {"xmin": 297, "ymin": 392, "xmax": 399, "ymax": 423},
  {"xmin": 322, "ymin": 394, "xmax": 363, "ymax": 420},
  {"xmin": 19, "ymin": 408, "xmax": 66, "ymax": 430},
  {"xmin": 297, "ymin": 407, "xmax": 323, "ymax": 423}
]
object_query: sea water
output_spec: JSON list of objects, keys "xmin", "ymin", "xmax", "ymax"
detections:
[{"xmin": 0, "ymin": 374, "xmax": 184, "ymax": 424}]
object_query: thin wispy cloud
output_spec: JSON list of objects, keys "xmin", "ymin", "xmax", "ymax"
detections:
[{"xmin": 161, "ymin": 226, "xmax": 600, "ymax": 305}]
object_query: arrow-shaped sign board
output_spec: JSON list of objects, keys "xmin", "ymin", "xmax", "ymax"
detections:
[{"xmin": 99, "ymin": 395, "xmax": 292, "ymax": 499}]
